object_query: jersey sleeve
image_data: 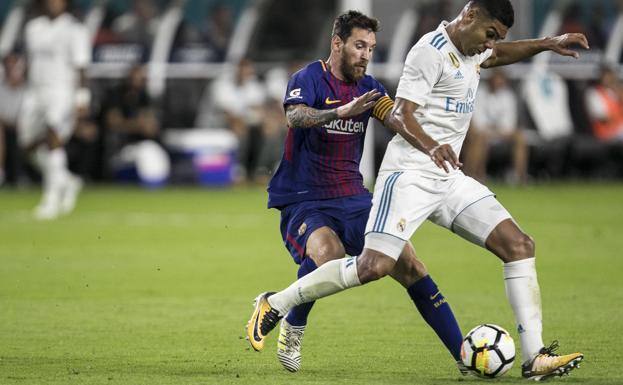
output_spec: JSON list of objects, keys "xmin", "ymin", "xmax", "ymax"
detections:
[
  {"xmin": 395, "ymin": 44, "xmax": 443, "ymax": 107},
  {"xmin": 71, "ymin": 22, "xmax": 91, "ymax": 69},
  {"xmin": 283, "ymin": 68, "xmax": 316, "ymax": 108}
]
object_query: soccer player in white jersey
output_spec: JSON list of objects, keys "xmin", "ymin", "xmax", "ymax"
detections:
[
  {"xmin": 248, "ymin": 0, "xmax": 588, "ymax": 380},
  {"xmin": 19, "ymin": 0, "xmax": 91, "ymax": 220}
]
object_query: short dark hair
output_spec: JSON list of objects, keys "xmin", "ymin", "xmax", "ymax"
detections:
[
  {"xmin": 470, "ymin": 0, "xmax": 514, "ymax": 28},
  {"xmin": 332, "ymin": 10, "xmax": 380, "ymax": 42}
]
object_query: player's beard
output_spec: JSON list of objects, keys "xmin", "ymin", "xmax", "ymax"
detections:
[{"xmin": 341, "ymin": 55, "xmax": 367, "ymax": 83}]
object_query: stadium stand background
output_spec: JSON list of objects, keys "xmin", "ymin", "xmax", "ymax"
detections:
[{"xmin": 1, "ymin": 0, "xmax": 622, "ymax": 186}]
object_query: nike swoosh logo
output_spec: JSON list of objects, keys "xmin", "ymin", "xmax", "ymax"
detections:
[
  {"xmin": 429, "ymin": 291, "xmax": 441, "ymax": 300},
  {"xmin": 325, "ymin": 97, "xmax": 341, "ymax": 105},
  {"xmin": 252, "ymin": 310, "xmax": 262, "ymax": 342}
]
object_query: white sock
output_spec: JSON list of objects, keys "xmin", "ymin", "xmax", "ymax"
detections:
[
  {"xmin": 39, "ymin": 148, "xmax": 69, "ymax": 206},
  {"xmin": 503, "ymin": 258, "xmax": 544, "ymax": 362},
  {"xmin": 269, "ymin": 256, "xmax": 361, "ymax": 316},
  {"xmin": 49, "ymin": 148, "xmax": 71, "ymax": 188}
]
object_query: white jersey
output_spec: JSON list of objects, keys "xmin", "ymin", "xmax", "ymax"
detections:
[
  {"xmin": 24, "ymin": 13, "xmax": 90, "ymax": 90},
  {"xmin": 381, "ymin": 22, "xmax": 492, "ymax": 179}
]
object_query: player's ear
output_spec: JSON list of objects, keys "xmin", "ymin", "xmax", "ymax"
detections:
[
  {"xmin": 463, "ymin": 6, "xmax": 479, "ymax": 25},
  {"xmin": 331, "ymin": 35, "xmax": 343, "ymax": 52}
]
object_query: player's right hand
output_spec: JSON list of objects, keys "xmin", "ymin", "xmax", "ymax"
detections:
[
  {"xmin": 336, "ymin": 89, "xmax": 381, "ymax": 118},
  {"xmin": 429, "ymin": 144, "xmax": 462, "ymax": 173}
]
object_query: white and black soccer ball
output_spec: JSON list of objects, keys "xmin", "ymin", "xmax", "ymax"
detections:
[{"xmin": 461, "ymin": 324, "xmax": 515, "ymax": 378}]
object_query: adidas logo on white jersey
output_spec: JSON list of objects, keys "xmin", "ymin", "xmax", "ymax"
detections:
[{"xmin": 454, "ymin": 70, "xmax": 464, "ymax": 80}]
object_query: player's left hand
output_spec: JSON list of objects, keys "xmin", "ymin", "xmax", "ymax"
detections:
[
  {"xmin": 429, "ymin": 144, "xmax": 462, "ymax": 173},
  {"xmin": 548, "ymin": 33, "xmax": 589, "ymax": 59}
]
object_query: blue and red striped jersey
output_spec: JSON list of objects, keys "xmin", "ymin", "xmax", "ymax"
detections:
[{"xmin": 267, "ymin": 60, "xmax": 390, "ymax": 208}]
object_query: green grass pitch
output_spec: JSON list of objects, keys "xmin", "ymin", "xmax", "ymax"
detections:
[{"xmin": 1, "ymin": 184, "xmax": 622, "ymax": 384}]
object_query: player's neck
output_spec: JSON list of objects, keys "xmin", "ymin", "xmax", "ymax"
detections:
[
  {"xmin": 444, "ymin": 21, "xmax": 465, "ymax": 56},
  {"xmin": 325, "ymin": 56, "xmax": 346, "ymax": 82}
]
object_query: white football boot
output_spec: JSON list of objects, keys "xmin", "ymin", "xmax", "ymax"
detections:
[{"xmin": 277, "ymin": 319, "xmax": 305, "ymax": 372}]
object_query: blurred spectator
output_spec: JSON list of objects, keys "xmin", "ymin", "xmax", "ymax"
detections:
[
  {"xmin": 585, "ymin": 64, "xmax": 623, "ymax": 143},
  {"xmin": 464, "ymin": 69, "xmax": 528, "ymax": 185},
  {"xmin": 66, "ymin": 94, "xmax": 100, "ymax": 181},
  {"xmin": 559, "ymin": 2, "xmax": 608, "ymax": 51},
  {"xmin": 586, "ymin": 4, "xmax": 608, "ymax": 51},
  {"xmin": 202, "ymin": 58, "xmax": 267, "ymax": 182},
  {"xmin": 559, "ymin": 3, "xmax": 589, "ymax": 37},
  {"xmin": 201, "ymin": 3, "xmax": 234, "ymax": 62},
  {"xmin": 111, "ymin": 0, "xmax": 160, "ymax": 46},
  {"xmin": 171, "ymin": 2, "xmax": 234, "ymax": 62},
  {"xmin": 93, "ymin": 9, "xmax": 121, "ymax": 46},
  {"xmin": 103, "ymin": 65, "xmax": 170, "ymax": 186},
  {"xmin": 255, "ymin": 62, "xmax": 303, "ymax": 182},
  {"xmin": 411, "ymin": 0, "xmax": 454, "ymax": 45},
  {"xmin": 0, "ymin": 54, "xmax": 26, "ymax": 186}
]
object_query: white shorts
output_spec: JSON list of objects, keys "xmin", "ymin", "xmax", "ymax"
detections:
[
  {"xmin": 18, "ymin": 88, "xmax": 75, "ymax": 147},
  {"xmin": 364, "ymin": 171, "xmax": 512, "ymax": 260}
]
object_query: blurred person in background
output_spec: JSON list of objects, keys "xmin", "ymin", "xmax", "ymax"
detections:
[
  {"xmin": 585, "ymin": 64, "xmax": 623, "ymax": 143},
  {"xmin": 559, "ymin": 2, "xmax": 609, "ymax": 51},
  {"xmin": 0, "ymin": 54, "xmax": 26, "ymax": 186},
  {"xmin": 210, "ymin": 58, "xmax": 267, "ymax": 183},
  {"xmin": 66, "ymin": 91, "xmax": 100, "ymax": 181},
  {"xmin": 103, "ymin": 64, "xmax": 169, "ymax": 186},
  {"xmin": 201, "ymin": 2, "xmax": 234, "ymax": 62},
  {"xmin": 171, "ymin": 2, "xmax": 235, "ymax": 63},
  {"xmin": 412, "ymin": 0, "xmax": 455, "ymax": 44},
  {"xmin": 254, "ymin": 62, "xmax": 303, "ymax": 183},
  {"xmin": 112, "ymin": 0, "xmax": 160, "ymax": 47},
  {"xmin": 464, "ymin": 69, "xmax": 528, "ymax": 184},
  {"xmin": 19, "ymin": 0, "xmax": 91, "ymax": 219}
]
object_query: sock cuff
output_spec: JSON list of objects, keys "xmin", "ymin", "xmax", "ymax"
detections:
[
  {"xmin": 340, "ymin": 256, "xmax": 361, "ymax": 287},
  {"xmin": 503, "ymin": 257, "xmax": 536, "ymax": 279}
]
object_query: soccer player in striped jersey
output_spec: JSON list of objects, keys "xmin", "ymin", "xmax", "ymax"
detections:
[
  {"xmin": 247, "ymin": 10, "xmax": 466, "ymax": 374},
  {"xmin": 248, "ymin": 1, "xmax": 588, "ymax": 380}
]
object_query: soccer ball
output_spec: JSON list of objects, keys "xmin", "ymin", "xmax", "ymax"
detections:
[{"xmin": 461, "ymin": 324, "xmax": 515, "ymax": 378}]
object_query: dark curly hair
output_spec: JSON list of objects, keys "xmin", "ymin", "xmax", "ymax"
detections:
[
  {"xmin": 331, "ymin": 10, "xmax": 380, "ymax": 42},
  {"xmin": 470, "ymin": 0, "xmax": 515, "ymax": 28}
]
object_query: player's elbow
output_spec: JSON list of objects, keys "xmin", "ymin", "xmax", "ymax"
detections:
[{"xmin": 387, "ymin": 111, "xmax": 406, "ymax": 135}]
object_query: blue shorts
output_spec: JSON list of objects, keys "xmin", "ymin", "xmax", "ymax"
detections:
[{"xmin": 279, "ymin": 193, "xmax": 372, "ymax": 264}]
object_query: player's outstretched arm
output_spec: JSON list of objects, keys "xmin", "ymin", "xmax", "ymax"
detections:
[
  {"xmin": 482, "ymin": 33, "xmax": 589, "ymax": 68},
  {"xmin": 386, "ymin": 98, "xmax": 462, "ymax": 173},
  {"xmin": 286, "ymin": 89, "xmax": 381, "ymax": 128}
]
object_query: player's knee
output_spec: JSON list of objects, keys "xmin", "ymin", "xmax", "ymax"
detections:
[
  {"xmin": 356, "ymin": 252, "xmax": 394, "ymax": 283},
  {"xmin": 506, "ymin": 233, "xmax": 535, "ymax": 261},
  {"xmin": 310, "ymin": 241, "xmax": 344, "ymax": 266}
]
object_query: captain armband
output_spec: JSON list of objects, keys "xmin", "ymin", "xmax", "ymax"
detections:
[{"xmin": 372, "ymin": 95, "xmax": 394, "ymax": 121}]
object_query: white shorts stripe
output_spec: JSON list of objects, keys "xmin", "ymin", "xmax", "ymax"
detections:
[{"xmin": 372, "ymin": 172, "xmax": 403, "ymax": 232}]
